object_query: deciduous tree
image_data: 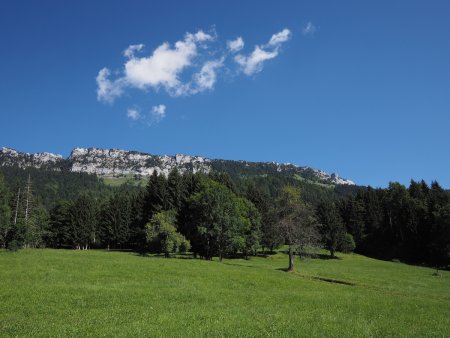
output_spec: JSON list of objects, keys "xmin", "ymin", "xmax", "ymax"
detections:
[{"xmin": 276, "ymin": 186, "xmax": 319, "ymax": 272}]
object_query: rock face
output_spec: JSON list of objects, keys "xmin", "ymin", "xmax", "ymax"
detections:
[
  {"xmin": 69, "ymin": 148, "xmax": 210, "ymax": 177},
  {"xmin": 0, "ymin": 147, "xmax": 64, "ymax": 169},
  {"xmin": 0, "ymin": 147, "xmax": 355, "ymax": 186}
]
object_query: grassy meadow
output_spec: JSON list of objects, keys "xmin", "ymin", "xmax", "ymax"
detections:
[{"xmin": 1, "ymin": 249, "xmax": 449, "ymax": 337}]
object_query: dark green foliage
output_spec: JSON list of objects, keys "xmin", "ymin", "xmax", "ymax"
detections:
[
  {"xmin": 0, "ymin": 174, "xmax": 11, "ymax": 248},
  {"xmin": 6, "ymin": 239, "xmax": 21, "ymax": 251},
  {"xmin": 3, "ymin": 175, "xmax": 50, "ymax": 249},
  {"xmin": 24, "ymin": 204, "xmax": 49, "ymax": 248},
  {"xmin": 236, "ymin": 174, "xmax": 338, "ymax": 207},
  {"xmin": 184, "ymin": 178, "xmax": 241, "ymax": 260},
  {"xmin": 2, "ymin": 164, "xmax": 449, "ymax": 267},
  {"xmin": 0, "ymin": 166, "xmax": 113, "ymax": 209},
  {"xmin": 316, "ymin": 200, "xmax": 345, "ymax": 257},
  {"xmin": 208, "ymin": 172, "xmax": 237, "ymax": 194},
  {"xmin": 338, "ymin": 196, "xmax": 365, "ymax": 244},
  {"xmin": 99, "ymin": 192, "xmax": 133, "ymax": 249},
  {"xmin": 69, "ymin": 194, "xmax": 99, "ymax": 249},
  {"xmin": 234, "ymin": 197, "xmax": 261, "ymax": 258},
  {"xmin": 180, "ymin": 178, "xmax": 261, "ymax": 261},
  {"xmin": 339, "ymin": 180, "xmax": 450, "ymax": 267},
  {"xmin": 142, "ymin": 171, "xmax": 172, "ymax": 223},
  {"xmin": 244, "ymin": 183, "xmax": 282, "ymax": 252},
  {"xmin": 167, "ymin": 168, "xmax": 185, "ymax": 210},
  {"xmin": 47, "ymin": 200, "xmax": 72, "ymax": 248}
]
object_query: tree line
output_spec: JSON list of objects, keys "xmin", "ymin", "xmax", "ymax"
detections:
[
  {"xmin": 0, "ymin": 169, "xmax": 449, "ymax": 269},
  {"xmin": 339, "ymin": 181, "xmax": 450, "ymax": 266}
]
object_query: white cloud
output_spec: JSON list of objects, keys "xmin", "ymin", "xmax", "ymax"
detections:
[
  {"xmin": 234, "ymin": 47, "xmax": 278, "ymax": 75},
  {"xmin": 302, "ymin": 21, "xmax": 316, "ymax": 36},
  {"xmin": 123, "ymin": 44, "xmax": 145, "ymax": 58},
  {"xmin": 99, "ymin": 30, "xmax": 215, "ymax": 102},
  {"xmin": 127, "ymin": 108, "xmax": 141, "ymax": 121},
  {"xmin": 192, "ymin": 58, "xmax": 224, "ymax": 92},
  {"xmin": 234, "ymin": 28, "xmax": 291, "ymax": 76},
  {"xmin": 126, "ymin": 105, "xmax": 166, "ymax": 126},
  {"xmin": 124, "ymin": 31, "xmax": 216, "ymax": 93},
  {"xmin": 227, "ymin": 37, "xmax": 244, "ymax": 53},
  {"xmin": 190, "ymin": 30, "xmax": 215, "ymax": 42},
  {"xmin": 124, "ymin": 41, "xmax": 195, "ymax": 91},
  {"xmin": 96, "ymin": 68, "xmax": 125, "ymax": 103},
  {"xmin": 151, "ymin": 104, "xmax": 166, "ymax": 123},
  {"xmin": 267, "ymin": 28, "xmax": 291, "ymax": 46},
  {"xmin": 97, "ymin": 28, "xmax": 292, "ymax": 103}
]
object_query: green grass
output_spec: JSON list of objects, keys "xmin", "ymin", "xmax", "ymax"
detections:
[
  {"xmin": 101, "ymin": 175, "xmax": 148, "ymax": 187},
  {"xmin": 1, "ymin": 249, "xmax": 449, "ymax": 337},
  {"xmin": 293, "ymin": 174, "xmax": 334, "ymax": 189}
]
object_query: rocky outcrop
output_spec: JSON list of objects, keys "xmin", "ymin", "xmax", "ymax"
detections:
[
  {"xmin": 0, "ymin": 147, "xmax": 64, "ymax": 169},
  {"xmin": 69, "ymin": 147, "xmax": 210, "ymax": 177},
  {"xmin": 0, "ymin": 146, "xmax": 355, "ymax": 185}
]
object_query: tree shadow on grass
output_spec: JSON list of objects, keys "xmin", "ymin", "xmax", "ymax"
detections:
[
  {"xmin": 256, "ymin": 251, "xmax": 279, "ymax": 258},
  {"xmin": 275, "ymin": 267, "xmax": 355, "ymax": 286},
  {"xmin": 133, "ymin": 252, "xmax": 198, "ymax": 260},
  {"xmin": 310, "ymin": 253, "xmax": 341, "ymax": 260},
  {"xmin": 291, "ymin": 252, "xmax": 341, "ymax": 260},
  {"xmin": 222, "ymin": 262, "xmax": 263, "ymax": 269},
  {"xmin": 276, "ymin": 267, "xmax": 292, "ymax": 272}
]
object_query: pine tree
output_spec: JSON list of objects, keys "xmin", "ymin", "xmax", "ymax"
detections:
[
  {"xmin": 0, "ymin": 174, "xmax": 11, "ymax": 248},
  {"xmin": 47, "ymin": 200, "xmax": 72, "ymax": 247},
  {"xmin": 316, "ymin": 200, "xmax": 345, "ymax": 258},
  {"xmin": 69, "ymin": 194, "xmax": 98, "ymax": 250}
]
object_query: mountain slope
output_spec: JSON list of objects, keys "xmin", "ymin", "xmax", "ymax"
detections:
[{"xmin": 0, "ymin": 147, "xmax": 355, "ymax": 186}]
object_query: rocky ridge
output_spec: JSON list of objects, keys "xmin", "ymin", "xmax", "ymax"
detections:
[{"xmin": 0, "ymin": 147, "xmax": 355, "ymax": 186}]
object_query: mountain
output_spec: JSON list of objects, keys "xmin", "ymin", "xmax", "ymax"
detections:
[{"xmin": 0, "ymin": 147, "xmax": 355, "ymax": 186}]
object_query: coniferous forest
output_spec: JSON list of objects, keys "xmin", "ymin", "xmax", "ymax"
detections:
[{"xmin": 0, "ymin": 166, "xmax": 449, "ymax": 268}]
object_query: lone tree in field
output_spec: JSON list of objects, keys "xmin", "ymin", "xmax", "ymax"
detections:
[{"xmin": 276, "ymin": 186, "xmax": 319, "ymax": 272}]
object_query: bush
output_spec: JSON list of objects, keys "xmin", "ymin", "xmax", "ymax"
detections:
[
  {"xmin": 7, "ymin": 240, "xmax": 21, "ymax": 252},
  {"xmin": 339, "ymin": 233, "xmax": 356, "ymax": 253},
  {"xmin": 146, "ymin": 210, "xmax": 190, "ymax": 257}
]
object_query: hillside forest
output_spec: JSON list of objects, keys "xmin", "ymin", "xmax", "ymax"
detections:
[{"xmin": 0, "ymin": 166, "xmax": 449, "ymax": 269}]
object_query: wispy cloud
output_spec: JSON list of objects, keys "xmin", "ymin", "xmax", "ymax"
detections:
[
  {"xmin": 96, "ymin": 68, "xmax": 125, "ymax": 104},
  {"xmin": 267, "ymin": 29, "xmax": 291, "ymax": 46},
  {"xmin": 151, "ymin": 104, "xmax": 166, "ymax": 124},
  {"xmin": 234, "ymin": 28, "xmax": 292, "ymax": 75},
  {"xmin": 127, "ymin": 108, "xmax": 141, "ymax": 121},
  {"xmin": 234, "ymin": 47, "xmax": 278, "ymax": 76},
  {"xmin": 123, "ymin": 44, "xmax": 145, "ymax": 58},
  {"xmin": 302, "ymin": 21, "xmax": 316, "ymax": 36},
  {"xmin": 97, "ymin": 28, "xmax": 292, "ymax": 105},
  {"xmin": 227, "ymin": 37, "xmax": 244, "ymax": 53},
  {"xmin": 192, "ymin": 58, "xmax": 224, "ymax": 93},
  {"xmin": 126, "ymin": 105, "xmax": 167, "ymax": 126}
]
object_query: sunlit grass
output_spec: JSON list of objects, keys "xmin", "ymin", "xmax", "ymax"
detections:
[{"xmin": 1, "ymin": 249, "xmax": 449, "ymax": 337}]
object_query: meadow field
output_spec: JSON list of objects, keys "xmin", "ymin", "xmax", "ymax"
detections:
[{"xmin": 1, "ymin": 249, "xmax": 449, "ymax": 337}]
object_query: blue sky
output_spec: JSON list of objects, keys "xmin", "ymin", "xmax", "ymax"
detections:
[{"xmin": 1, "ymin": 0, "xmax": 449, "ymax": 188}]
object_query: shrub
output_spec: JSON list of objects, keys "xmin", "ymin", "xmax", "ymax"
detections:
[
  {"xmin": 339, "ymin": 233, "xmax": 356, "ymax": 253},
  {"xmin": 7, "ymin": 240, "xmax": 21, "ymax": 252},
  {"xmin": 146, "ymin": 210, "xmax": 190, "ymax": 257}
]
